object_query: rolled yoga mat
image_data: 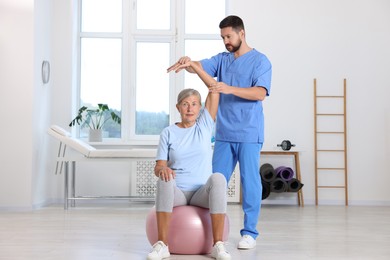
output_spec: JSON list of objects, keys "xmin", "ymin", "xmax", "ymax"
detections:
[
  {"xmin": 275, "ymin": 166, "xmax": 294, "ymax": 181},
  {"xmin": 270, "ymin": 178, "xmax": 288, "ymax": 193},
  {"xmin": 287, "ymin": 178, "xmax": 304, "ymax": 192},
  {"xmin": 261, "ymin": 180, "xmax": 271, "ymax": 200},
  {"xmin": 260, "ymin": 163, "xmax": 277, "ymax": 183}
]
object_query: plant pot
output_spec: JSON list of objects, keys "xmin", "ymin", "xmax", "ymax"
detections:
[{"xmin": 89, "ymin": 129, "xmax": 102, "ymax": 142}]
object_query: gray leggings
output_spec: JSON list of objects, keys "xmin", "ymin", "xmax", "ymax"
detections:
[{"xmin": 155, "ymin": 172, "xmax": 227, "ymax": 214}]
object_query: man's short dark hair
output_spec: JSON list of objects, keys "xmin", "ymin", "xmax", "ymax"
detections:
[{"xmin": 219, "ymin": 15, "xmax": 245, "ymax": 32}]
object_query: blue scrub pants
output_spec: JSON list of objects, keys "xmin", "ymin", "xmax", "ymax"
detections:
[{"xmin": 212, "ymin": 141, "xmax": 262, "ymax": 239}]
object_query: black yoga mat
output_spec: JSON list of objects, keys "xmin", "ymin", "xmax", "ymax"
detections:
[
  {"xmin": 270, "ymin": 178, "xmax": 288, "ymax": 193},
  {"xmin": 275, "ymin": 166, "xmax": 294, "ymax": 181},
  {"xmin": 261, "ymin": 180, "xmax": 271, "ymax": 200},
  {"xmin": 287, "ymin": 178, "xmax": 304, "ymax": 192},
  {"xmin": 260, "ymin": 163, "xmax": 277, "ymax": 182}
]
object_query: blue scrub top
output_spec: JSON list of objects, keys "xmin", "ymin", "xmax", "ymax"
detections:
[{"xmin": 201, "ymin": 49, "xmax": 272, "ymax": 143}]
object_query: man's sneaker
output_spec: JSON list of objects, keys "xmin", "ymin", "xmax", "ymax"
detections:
[
  {"xmin": 237, "ymin": 235, "xmax": 256, "ymax": 249},
  {"xmin": 147, "ymin": 241, "xmax": 170, "ymax": 260},
  {"xmin": 211, "ymin": 241, "xmax": 231, "ymax": 260}
]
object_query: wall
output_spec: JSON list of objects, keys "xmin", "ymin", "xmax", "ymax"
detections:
[
  {"xmin": 230, "ymin": 0, "xmax": 390, "ymax": 204},
  {"xmin": 0, "ymin": 0, "xmax": 54, "ymax": 209},
  {"xmin": 32, "ymin": 0, "xmax": 54, "ymax": 207},
  {"xmin": 0, "ymin": 0, "xmax": 34, "ymax": 208}
]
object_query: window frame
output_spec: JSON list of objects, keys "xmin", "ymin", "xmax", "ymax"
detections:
[{"xmin": 76, "ymin": 0, "xmax": 226, "ymax": 145}]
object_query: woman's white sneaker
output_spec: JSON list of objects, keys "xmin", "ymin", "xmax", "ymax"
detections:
[
  {"xmin": 237, "ymin": 235, "xmax": 256, "ymax": 249},
  {"xmin": 147, "ymin": 241, "xmax": 170, "ymax": 260},
  {"xmin": 211, "ymin": 241, "xmax": 231, "ymax": 260}
]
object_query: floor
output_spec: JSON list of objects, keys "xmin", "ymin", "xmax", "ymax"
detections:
[{"xmin": 0, "ymin": 203, "xmax": 389, "ymax": 260}]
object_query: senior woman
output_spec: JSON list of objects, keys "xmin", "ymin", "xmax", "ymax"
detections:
[{"xmin": 147, "ymin": 61, "xmax": 230, "ymax": 260}]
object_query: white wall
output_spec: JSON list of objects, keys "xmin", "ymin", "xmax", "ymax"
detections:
[
  {"xmin": 0, "ymin": 0, "xmax": 389, "ymax": 208},
  {"xmin": 0, "ymin": 0, "xmax": 54, "ymax": 209},
  {"xmin": 0, "ymin": 0, "xmax": 34, "ymax": 208},
  {"xmin": 230, "ymin": 0, "xmax": 390, "ymax": 204},
  {"xmin": 32, "ymin": 0, "xmax": 54, "ymax": 207}
]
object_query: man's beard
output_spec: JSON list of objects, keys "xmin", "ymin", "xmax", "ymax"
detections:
[{"xmin": 225, "ymin": 40, "xmax": 242, "ymax": 53}]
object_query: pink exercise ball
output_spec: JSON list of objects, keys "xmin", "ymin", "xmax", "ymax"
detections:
[{"xmin": 145, "ymin": 205, "xmax": 230, "ymax": 255}]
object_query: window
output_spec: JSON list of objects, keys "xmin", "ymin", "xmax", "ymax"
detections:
[{"xmin": 78, "ymin": 0, "xmax": 226, "ymax": 143}]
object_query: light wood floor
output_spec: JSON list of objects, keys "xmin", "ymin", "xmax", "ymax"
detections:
[{"xmin": 0, "ymin": 203, "xmax": 389, "ymax": 260}]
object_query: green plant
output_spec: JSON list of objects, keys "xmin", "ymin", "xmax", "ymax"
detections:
[{"xmin": 69, "ymin": 103, "xmax": 121, "ymax": 129}]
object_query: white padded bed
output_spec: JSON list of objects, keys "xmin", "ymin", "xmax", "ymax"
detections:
[
  {"xmin": 48, "ymin": 125, "xmax": 157, "ymax": 158},
  {"xmin": 48, "ymin": 125, "xmax": 157, "ymax": 209}
]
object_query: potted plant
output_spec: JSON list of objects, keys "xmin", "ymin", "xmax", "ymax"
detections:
[{"xmin": 69, "ymin": 103, "xmax": 121, "ymax": 142}]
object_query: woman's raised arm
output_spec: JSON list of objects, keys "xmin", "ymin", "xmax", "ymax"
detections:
[{"xmin": 188, "ymin": 61, "xmax": 219, "ymax": 121}]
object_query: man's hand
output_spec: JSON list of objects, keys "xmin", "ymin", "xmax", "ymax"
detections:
[{"xmin": 209, "ymin": 81, "xmax": 233, "ymax": 94}]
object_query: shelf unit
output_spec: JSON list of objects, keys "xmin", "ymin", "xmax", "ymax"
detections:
[
  {"xmin": 261, "ymin": 151, "xmax": 304, "ymax": 207},
  {"xmin": 314, "ymin": 78, "xmax": 348, "ymax": 205}
]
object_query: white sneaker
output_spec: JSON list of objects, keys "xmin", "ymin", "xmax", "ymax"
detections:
[
  {"xmin": 147, "ymin": 241, "xmax": 170, "ymax": 260},
  {"xmin": 237, "ymin": 235, "xmax": 256, "ymax": 249},
  {"xmin": 211, "ymin": 241, "xmax": 231, "ymax": 260}
]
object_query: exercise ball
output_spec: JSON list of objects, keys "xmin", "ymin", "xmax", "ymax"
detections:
[{"xmin": 145, "ymin": 205, "xmax": 229, "ymax": 255}]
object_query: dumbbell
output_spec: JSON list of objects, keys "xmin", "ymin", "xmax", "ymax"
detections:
[{"xmin": 277, "ymin": 140, "xmax": 295, "ymax": 151}]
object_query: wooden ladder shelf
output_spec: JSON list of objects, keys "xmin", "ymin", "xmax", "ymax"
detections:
[{"xmin": 314, "ymin": 78, "xmax": 348, "ymax": 205}]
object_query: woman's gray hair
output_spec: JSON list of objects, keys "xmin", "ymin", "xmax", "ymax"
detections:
[{"xmin": 177, "ymin": 88, "xmax": 202, "ymax": 104}]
